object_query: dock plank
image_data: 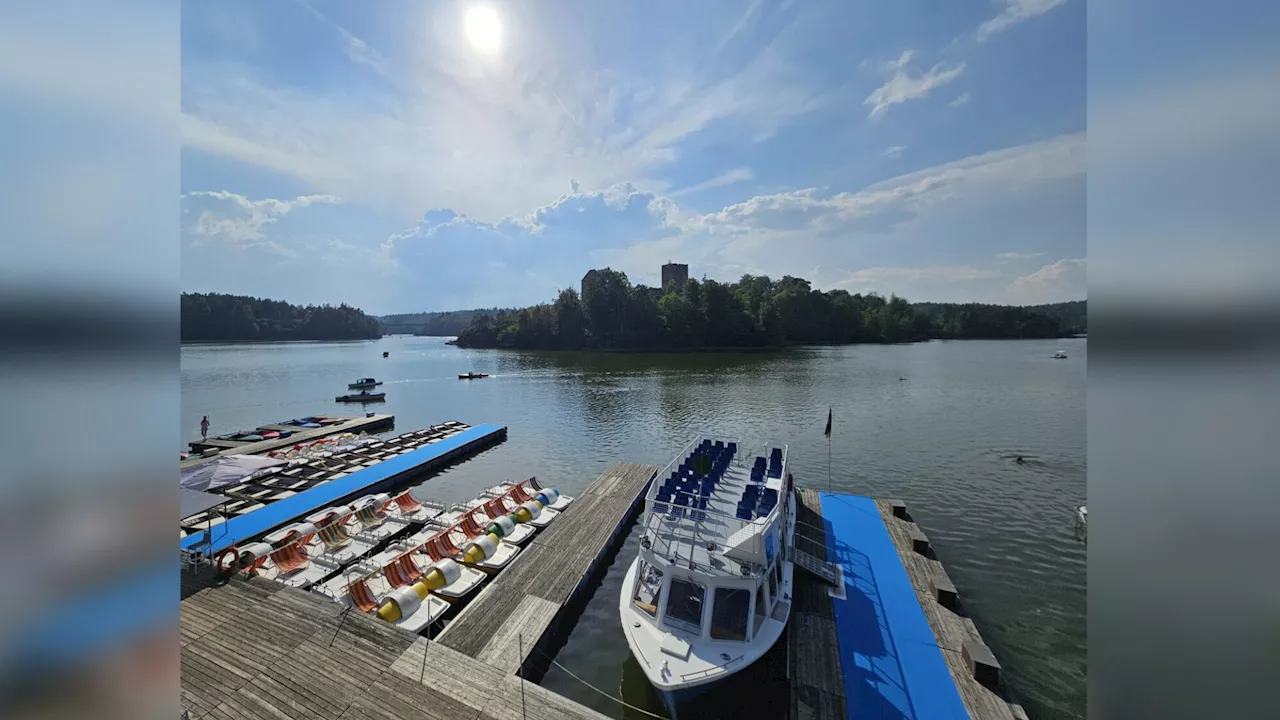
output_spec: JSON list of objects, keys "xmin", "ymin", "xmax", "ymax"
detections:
[
  {"xmin": 789, "ymin": 488, "xmax": 848, "ymax": 720},
  {"xmin": 182, "ymin": 574, "xmax": 614, "ymax": 720}
]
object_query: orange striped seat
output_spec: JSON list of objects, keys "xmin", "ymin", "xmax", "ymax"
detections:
[{"xmin": 347, "ymin": 578, "xmax": 379, "ymax": 614}]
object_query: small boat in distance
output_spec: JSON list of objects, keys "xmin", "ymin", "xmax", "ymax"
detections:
[
  {"xmin": 383, "ymin": 351, "xmax": 390, "ymax": 358},
  {"xmin": 1052, "ymin": 349, "xmax": 1068, "ymax": 359},
  {"xmin": 348, "ymin": 377, "xmax": 382, "ymax": 389},
  {"xmin": 458, "ymin": 372, "xmax": 489, "ymax": 380},
  {"xmin": 335, "ymin": 390, "xmax": 386, "ymax": 402}
]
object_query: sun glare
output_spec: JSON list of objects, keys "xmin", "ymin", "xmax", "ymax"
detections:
[{"xmin": 464, "ymin": 5, "xmax": 503, "ymax": 55}]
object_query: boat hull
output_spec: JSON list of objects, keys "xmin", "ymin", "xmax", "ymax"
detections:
[{"xmin": 655, "ymin": 681, "xmax": 719, "ymax": 719}]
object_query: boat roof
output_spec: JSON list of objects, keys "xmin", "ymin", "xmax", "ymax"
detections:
[
  {"xmin": 640, "ymin": 435, "xmax": 788, "ymax": 579},
  {"xmin": 180, "ymin": 488, "xmax": 231, "ymax": 521}
]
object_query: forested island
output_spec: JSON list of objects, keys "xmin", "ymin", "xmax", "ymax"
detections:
[
  {"xmin": 452, "ymin": 269, "xmax": 1085, "ymax": 351},
  {"xmin": 181, "ymin": 292, "xmax": 383, "ymax": 343},
  {"xmin": 381, "ymin": 309, "xmax": 506, "ymax": 336}
]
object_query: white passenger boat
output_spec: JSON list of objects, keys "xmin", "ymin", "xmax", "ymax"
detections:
[{"xmin": 619, "ymin": 437, "xmax": 795, "ymax": 719}]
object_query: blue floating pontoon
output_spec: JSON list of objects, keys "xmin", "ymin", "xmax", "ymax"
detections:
[{"xmin": 180, "ymin": 423, "xmax": 505, "ymax": 557}]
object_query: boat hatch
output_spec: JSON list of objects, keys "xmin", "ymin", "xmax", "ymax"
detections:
[{"xmin": 660, "ymin": 634, "xmax": 692, "ymax": 660}]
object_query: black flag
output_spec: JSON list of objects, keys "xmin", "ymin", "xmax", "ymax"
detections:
[{"xmin": 824, "ymin": 407, "xmax": 832, "ymax": 438}]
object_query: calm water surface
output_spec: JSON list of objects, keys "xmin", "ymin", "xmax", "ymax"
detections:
[{"xmin": 182, "ymin": 336, "xmax": 1086, "ymax": 720}]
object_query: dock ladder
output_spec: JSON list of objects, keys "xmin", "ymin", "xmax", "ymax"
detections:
[{"xmin": 786, "ymin": 539, "xmax": 841, "ymax": 586}]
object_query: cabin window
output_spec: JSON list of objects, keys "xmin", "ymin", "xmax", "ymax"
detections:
[
  {"xmin": 664, "ymin": 578, "xmax": 706, "ymax": 634},
  {"xmin": 753, "ymin": 581, "xmax": 768, "ymax": 635},
  {"xmin": 773, "ymin": 557, "xmax": 783, "ymax": 590},
  {"xmin": 767, "ymin": 562, "xmax": 778, "ymax": 606},
  {"xmin": 710, "ymin": 587, "xmax": 751, "ymax": 641},
  {"xmin": 631, "ymin": 561, "xmax": 663, "ymax": 617}
]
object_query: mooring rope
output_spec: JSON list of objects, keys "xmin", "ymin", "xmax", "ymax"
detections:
[{"xmin": 524, "ymin": 644, "xmax": 667, "ymax": 720}]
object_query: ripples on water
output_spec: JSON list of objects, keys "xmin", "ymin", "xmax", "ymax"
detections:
[{"xmin": 182, "ymin": 336, "xmax": 1086, "ymax": 719}]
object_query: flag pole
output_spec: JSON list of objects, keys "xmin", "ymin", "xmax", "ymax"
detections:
[{"xmin": 826, "ymin": 405, "xmax": 832, "ymax": 494}]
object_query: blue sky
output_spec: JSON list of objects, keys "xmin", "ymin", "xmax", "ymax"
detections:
[{"xmin": 179, "ymin": 0, "xmax": 1088, "ymax": 314}]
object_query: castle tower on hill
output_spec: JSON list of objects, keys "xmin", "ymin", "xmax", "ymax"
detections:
[{"xmin": 661, "ymin": 262, "xmax": 688, "ymax": 291}]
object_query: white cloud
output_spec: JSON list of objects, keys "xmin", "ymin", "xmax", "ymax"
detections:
[
  {"xmin": 182, "ymin": 190, "xmax": 340, "ymax": 249},
  {"xmin": 1010, "ymin": 257, "xmax": 1086, "ymax": 302},
  {"xmin": 976, "ymin": 0, "xmax": 1068, "ymax": 42},
  {"xmin": 884, "ymin": 145, "xmax": 907, "ymax": 158},
  {"xmin": 996, "ymin": 251, "xmax": 1045, "ymax": 260},
  {"xmin": 670, "ymin": 168, "xmax": 755, "ymax": 197},
  {"xmin": 865, "ymin": 50, "xmax": 965, "ymax": 118},
  {"xmin": 691, "ymin": 132, "xmax": 1083, "ymax": 235},
  {"xmin": 949, "ymin": 92, "xmax": 971, "ymax": 108},
  {"xmin": 833, "ymin": 265, "xmax": 1001, "ymax": 292},
  {"xmin": 181, "ymin": 5, "xmax": 829, "ymax": 224}
]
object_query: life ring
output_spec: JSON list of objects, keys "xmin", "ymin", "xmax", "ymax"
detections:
[{"xmin": 216, "ymin": 546, "xmax": 240, "ymax": 575}]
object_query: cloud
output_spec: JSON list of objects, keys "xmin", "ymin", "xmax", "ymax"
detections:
[
  {"xmin": 865, "ymin": 50, "xmax": 965, "ymax": 118},
  {"xmin": 996, "ymin": 251, "xmax": 1045, "ymax": 260},
  {"xmin": 670, "ymin": 168, "xmax": 755, "ymax": 197},
  {"xmin": 691, "ymin": 132, "xmax": 1083, "ymax": 235},
  {"xmin": 884, "ymin": 145, "xmax": 906, "ymax": 158},
  {"xmin": 949, "ymin": 92, "xmax": 971, "ymax": 108},
  {"xmin": 181, "ymin": 5, "xmax": 830, "ymax": 223},
  {"xmin": 833, "ymin": 265, "xmax": 1001, "ymax": 292},
  {"xmin": 182, "ymin": 190, "xmax": 340, "ymax": 250},
  {"xmin": 976, "ymin": 0, "xmax": 1069, "ymax": 42},
  {"xmin": 291, "ymin": 0, "xmax": 392, "ymax": 78},
  {"xmin": 1010, "ymin": 257, "xmax": 1086, "ymax": 302}
]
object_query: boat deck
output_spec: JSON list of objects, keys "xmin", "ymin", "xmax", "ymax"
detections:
[
  {"xmin": 436, "ymin": 461, "xmax": 658, "ymax": 675},
  {"xmin": 788, "ymin": 488, "xmax": 1028, "ymax": 720},
  {"xmin": 184, "ymin": 413, "xmax": 395, "ymax": 467},
  {"xmin": 179, "ymin": 574, "xmax": 611, "ymax": 720}
]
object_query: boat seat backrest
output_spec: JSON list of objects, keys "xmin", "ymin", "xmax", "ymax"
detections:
[{"xmin": 347, "ymin": 578, "xmax": 380, "ymax": 614}]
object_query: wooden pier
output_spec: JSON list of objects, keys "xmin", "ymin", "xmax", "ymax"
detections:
[
  {"xmin": 788, "ymin": 488, "xmax": 1029, "ymax": 720},
  {"xmin": 180, "ymin": 460, "xmax": 658, "ymax": 720},
  {"xmin": 436, "ymin": 461, "xmax": 659, "ymax": 676},
  {"xmin": 183, "ymin": 413, "xmax": 395, "ymax": 469},
  {"xmin": 180, "ymin": 575, "xmax": 612, "ymax": 720}
]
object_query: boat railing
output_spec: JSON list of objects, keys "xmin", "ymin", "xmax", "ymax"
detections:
[{"xmin": 639, "ymin": 500, "xmax": 775, "ymax": 577}]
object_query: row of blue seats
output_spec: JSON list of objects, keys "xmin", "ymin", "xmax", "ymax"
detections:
[
  {"xmin": 735, "ymin": 486, "xmax": 780, "ymax": 521},
  {"xmin": 654, "ymin": 493, "xmax": 710, "ymax": 523}
]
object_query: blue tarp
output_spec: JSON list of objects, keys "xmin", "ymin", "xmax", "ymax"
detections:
[
  {"xmin": 819, "ymin": 493, "xmax": 969, "ymax": 720},
  {"xmin": 180, "ymin": 424, "xmax": 504, "ymax": 556}
]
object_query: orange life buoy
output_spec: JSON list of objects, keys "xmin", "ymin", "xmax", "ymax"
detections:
[{"xmin": 216, "ymin": 546, "xmax": 240, "ymax": 575}]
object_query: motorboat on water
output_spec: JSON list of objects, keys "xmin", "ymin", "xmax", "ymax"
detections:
[
  {"xmin": 1052, "ymin": 349, "xmax": 1068, "ymax": 359},
  {"xmin": 348, "ymin": 377, "xmax": 382, "ymax": 389},
  {"xmin": 335, "ymin": 390, "xmax": 386, "ymax": 402},
  {"xmin": 1076, "ymin": 505, "xmax": 1087, "ymax": 525},
  {"xmin": 458, "ymin": 372, "xmax": 489, "ymax": 379},
  {"xmin": 620, "ymin": 436, "xmax": 796, "ymax": 718}
]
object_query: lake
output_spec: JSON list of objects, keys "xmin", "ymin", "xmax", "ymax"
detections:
[{"xmin": 182, "ymin": 335, "xmax": 1086, "ymax": 720}]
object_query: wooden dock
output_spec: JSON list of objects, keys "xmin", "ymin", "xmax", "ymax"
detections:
[
  {"xmin": 788, "ymin": 488, "xmax": 1029, "ymax": 720},
  {"xmin": 436, "ymin": 461, "xmax": 659, "ymax": 676},
  {"xmin": 180, "ymin": 575, "xmax": 612, "ymax": 720},
  {"xmin": 183, "ymin": 413, "xmax": 394, "ymax": 469}
]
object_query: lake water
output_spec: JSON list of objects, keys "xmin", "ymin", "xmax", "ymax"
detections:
[{"xmin": 182, "ymin": 336, "xmax": 1086, "ymax": 720}]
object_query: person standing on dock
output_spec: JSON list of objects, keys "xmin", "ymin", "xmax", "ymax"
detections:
[{"xmin": 200, "ymin": 416, "xmax": 210, "ymax": 439}]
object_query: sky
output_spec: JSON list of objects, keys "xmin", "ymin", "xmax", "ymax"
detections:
[{"xmin": 178, "ymin": 0, "xmax": 1089, "ymax": 314}]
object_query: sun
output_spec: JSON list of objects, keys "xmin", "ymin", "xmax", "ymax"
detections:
[{"xmin": 464, "ymin": 5, "xmax": 503, "ymax": 55}]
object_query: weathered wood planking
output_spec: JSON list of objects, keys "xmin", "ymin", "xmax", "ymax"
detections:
[
  {"xmin": 436, "ymin": 461, "xmax": 657, "ymax": 665},
  {"xmin": 874, "ymin": 499, "xmax": 1029, "ymax": 720},
  {"xmin": 789, "ymin": 488, "xmax": 849, "ymax": 720},
  {"xmin": 181, "ymin": 574, "xmax": 609, "ymax": 720}
]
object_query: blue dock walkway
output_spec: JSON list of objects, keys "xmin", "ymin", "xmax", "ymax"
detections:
[
  {"xmin": 789, "ymin": 488, "xmax": 1025, "ymax": 720},
  {"xmin": 180, "ymin": 423, "xmax": 507, "ymax": 557}
]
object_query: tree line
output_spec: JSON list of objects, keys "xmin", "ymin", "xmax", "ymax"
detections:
[
  {"xmin": 181, "ymin": 292, "xmax": 383, "ymax": 343},
  {"xmin": 381, "ymin": 309, "xmax": 507, "ymax": 336},
  {"xmin": 453, "ymin": 269, "xmax": 1083, "ymax": 350}
]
